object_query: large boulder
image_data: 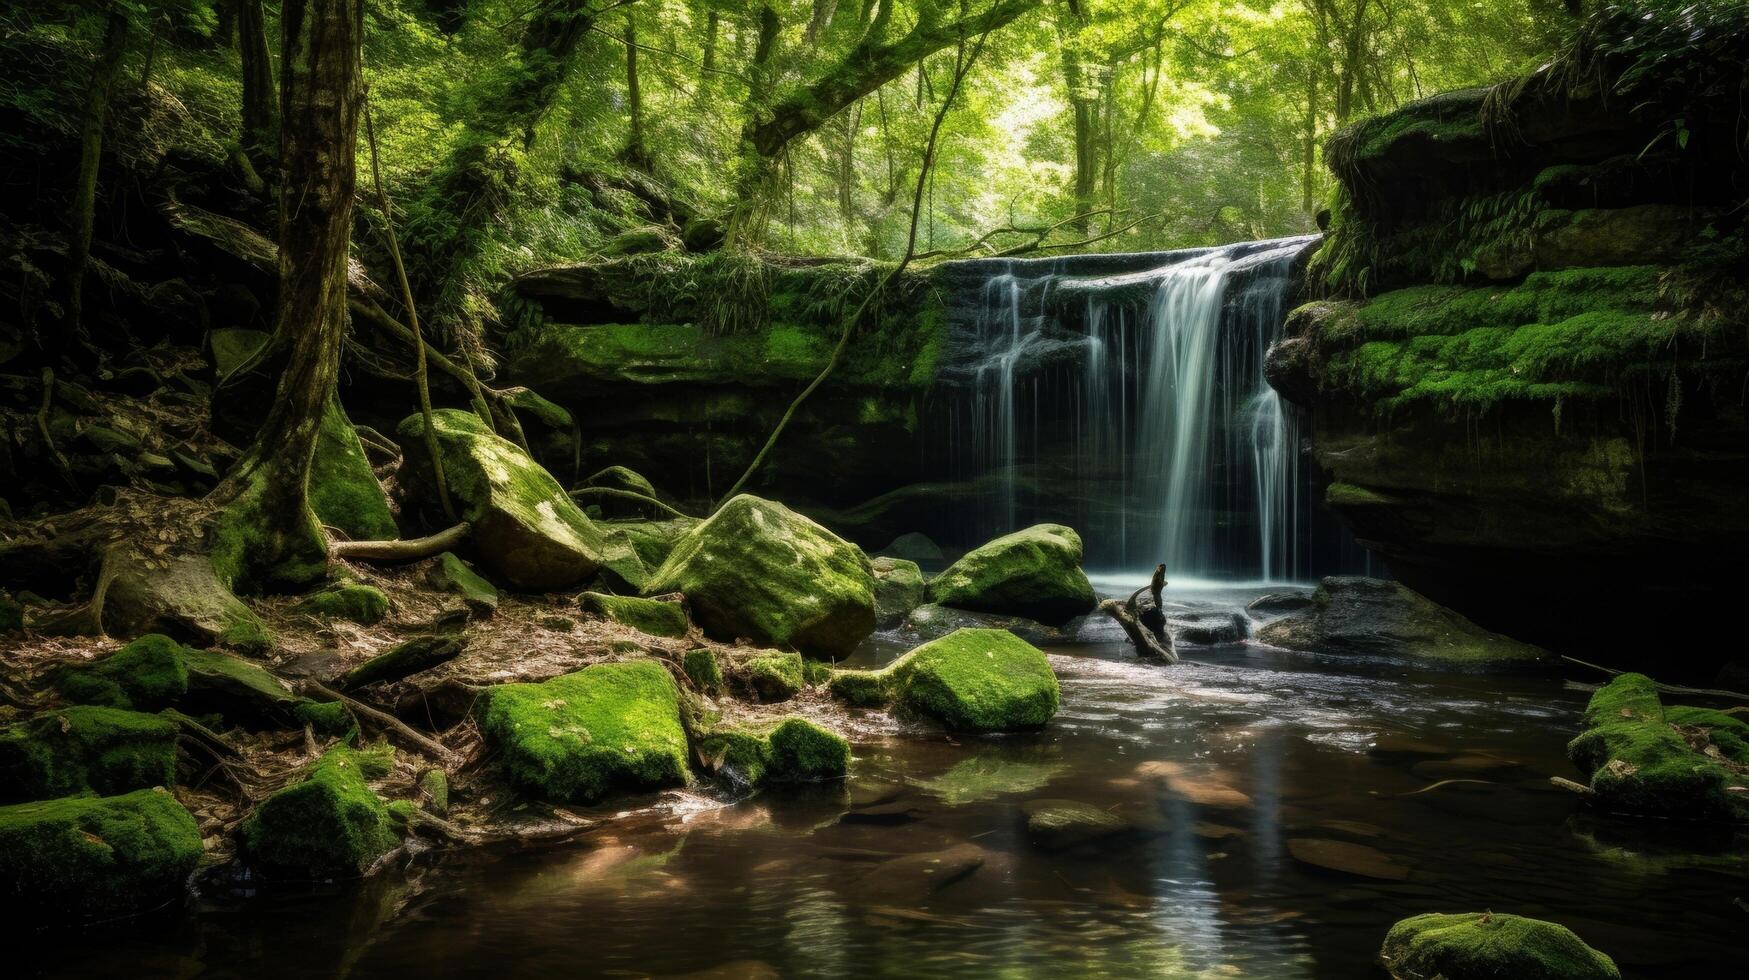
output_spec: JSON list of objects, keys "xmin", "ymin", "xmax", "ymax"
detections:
[
  {"xmin": 240, "ymin": 745, "xmax": 400, "ymax": 880},
  {"xmin": 477, "ymin": 660, "xmax": 688, "ymax": 804},
  {"xmin": 926, "ymin": 525, "xmax": 1095, "ymax": 626},
  {"xmin": 643, "ymin": 495, "xmax": 875, "ymax": 658},
  {"xmin": 0, "ymin": 788, "xmax": 201, "ymax": 922},
  {"xmin": 828, "ymin": 628, "xmax": 1060, "ymax": 732},
  {"xmin": 1566, "ymin": 673, "xmax": 1749, "ymax": 823},
  {"xmin": 398, "ymin": 409, "xmax": 609, "ymax": 592},
  {"xmin": 1380, "ymin": 912, "xmax": 1619, "ymax": 980},
  {"xmin": 0, "ymin": 707, "xmax": 178, "ymax": 803},
  {"xmin": 1256, "ymin": 577, "xmax": 1546, "ymax": 666},
  {"xmin": 871, "ymin": 556, "xmax": 926, "ymax": 628}
]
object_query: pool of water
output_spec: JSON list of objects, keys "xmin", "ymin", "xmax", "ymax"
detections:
[{"xmin": 22, "ymin": 586, "xmax": 1748, "ymax": 978}]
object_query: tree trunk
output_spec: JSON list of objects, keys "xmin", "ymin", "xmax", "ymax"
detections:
[
  {"xmin": 1301, "ymin": 66, "xmax": 1319, "ymax": 216},
  {"xmin": 1056, "ymin": 0, "xmax": 1097, "ymax": 234},
  {"xmin": 209, "ymin": 0, "xmax": 363, "ymax": 593},
  {"xmin": 805, "ymin": 0, "xmax": 840, "ymax": 43},
  {"xmin": 238, "ymin": 0, "xmax": 278, "ymax": 169},
  {"xmin": 63, "ymin": 9, "xmax": 129, "ymax": 347}
]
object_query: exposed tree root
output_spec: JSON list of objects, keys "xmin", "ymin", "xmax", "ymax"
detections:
[
  {"xmin": 567, "ymin": 486, "xmax": 691, "ymax": 519},
  {"xmin": 300, "ymin": 679, "xmax": 463, "ymax": 767},
  {"xmin": 329, "ymin": 522, "xmax": 471, "ymax": 561}
]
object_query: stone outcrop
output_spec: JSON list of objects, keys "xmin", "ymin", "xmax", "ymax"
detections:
[{"xmin": 1256, "ymin": 577, "xmax": 1546, "ymax": 667}]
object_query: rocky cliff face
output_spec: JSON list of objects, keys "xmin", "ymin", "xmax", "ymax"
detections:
[{"xmin": 1267, "ymin": 10, "xmax": 1749, "ymax": 675}]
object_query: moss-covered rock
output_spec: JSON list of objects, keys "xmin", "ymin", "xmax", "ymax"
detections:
[
  {"xmin": 0, "ymin": 788, "xmax": 202, "ymax": 922},
  {"xmin": 57, "ymin": 634, "xmax": 300, "ymax": 728},
  {"xmin": 1256, "ymin": 577, "xmax": 1547, "ymax": 666},
  {"xmin": 294, "ymin": 699, "xmax": 355, "ymax": 736},
  {"xmin": 292, "ymin": 582, "xmax": 389, "ymax": 625},
  {"xmin": 1566, "ymin": 673, "xmax": 1749, "ymax": 823},
  {"xmin": 682, "ymin": 647, "xmax": 723, "ymax": 693},
  {"xmin": 695, "ymin": 717, "xmax": 850, "ymax": 788},
  {"xmin": 643, "ymin": 494, "xmax": 875, "ymax": 658},
  {"xmin": 580, "ymin": 591, "xmax": 688, "ymax": 638},
  {"xmin": 311, "ymin": 398, "xmax": 398, "ymax": 541},
  {"xmin": 101, "ymin": 552, "xmax": 273, "ymax": 655},
  {"xmin": 0, "ymin": 707, "xmax": 178, "ymax": 803},
  {"xmin": 477, "ymin": 660, "xmax": 688, "ymax": 804},
  {"xmin": 926, "ymin": 525, "xmax": 1095, "ymax": 626},
  {"xmin": 725, "ymin": 648, "xmax": 805, "ymax": 703},
  {"xmin": 1380, "ymin": 912, "xmax": 1619, "ymax": 980},
  {"xmin": 334, "ymin": 634, "xmax": 465, "ymax": 692},
  {"xmin": 427, "ymin": 551, "xmax": 499, "ymax": 616},
  {"xmin": 609, "ymin": 518, "xmax": 698, "ymax": 570},
  {"xmin": 398, "ymin": 409, "xmax": 608, "ymax": 592},
  {"xmin": 582, "ymin": 465, "xmax": 662, "ymax": 518},
  {"xmin": 828, "ymin": 628, "xmax": 1060, "ymax": 732},
  {"xmin": 871, "ymin": 556, "xmax": 926, "ymax": 628},
  {"xmin": 241, "ymin": 745, "xmax": 399, "ymax": 880}
]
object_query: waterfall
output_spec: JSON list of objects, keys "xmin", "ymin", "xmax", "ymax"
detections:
[{"xmin": 933, "ymin": 236, "xmax": 1362, "ymax": 582}]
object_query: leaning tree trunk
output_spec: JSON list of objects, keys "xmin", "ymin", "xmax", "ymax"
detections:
[
  {"xmin": 208, "ymin": 0, "xmax": 363, "ymax": 593},
  {"xmin": 63, "ymin": 8, "xmax": 129, "ymax": 349}
]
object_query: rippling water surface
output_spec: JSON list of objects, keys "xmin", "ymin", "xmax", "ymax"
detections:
[{"xmin": 25, "ymin": 585, "xmax": 1748, "ymax": 978}]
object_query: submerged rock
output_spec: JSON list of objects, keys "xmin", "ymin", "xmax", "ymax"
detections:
[
  {"xmin": 926, "ymin": 524, "xmax": 1095, "ymax": 626},
  {"xmin": 477, "ymin": 660, "xmax": 688, "ymax": 804},
  {"xmin": 580, "ymin": 591, "xmax": 688, "ymax": 639},
  {"xmin": 1256, "ymin": 577, "xmax": 1546, "ymax": 666},
  {"xmin": 1286, "ymin": 838, "xmax": 1410, "ymax": 881},
  {"xmin": 427, "ymin": 551, "xmax": 499, "ymax": 616},
  {"xmin": 0, "ymin": 706, "xmax": 178, "ymax": 803},
  {"xmin": 1380, "ymin": 912, "xmax": 1620, "ymax": 980},
  {"xmin": 643, "ymin": 494, "xmax": 875, "ymax": 658},
  {"xmin": 1566, "ymin": 673, "xmax": 1749, "ymax": 823},
  {"xmin": 0, "ymin": 788, "xmax": 202, "ymax": 922},
  {"xmin": 1022, "ymin": 799, "xmax": 1130, "ymax": 852},
  {"xmin": 399, "ymin": 409, "xmax": 610, "ymax": 592},
  {"xmin": 829, "ymin": 628, "xmax": 1060, "ymax": 732},
  {"xmin": 695, "ymin": 717, "xmax": 851, "ymax": 788},
  {"xmin": 871, "ymin": 556, "xmax": 926, "ymax": 628},
  {"xmin": 857, "ymin": 843, "xmax": 988, "ymax": 904},
  {"xmin": 241, "ymin": 745, "xmax": 400, "ymax": 880}
]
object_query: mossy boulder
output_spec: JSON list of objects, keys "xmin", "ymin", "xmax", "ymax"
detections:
[
  {"xmin": 643, "ymin": 494, "xmax": 875, "ymax": 658},
  {"xmin": 0, "ymin": 788, "xmax": 202, "ymax": 922},
  {"xmin": 828, "ymin": 628, "xmax": 1060, "ymax": 732},
  {"xmin": 721, "ymin": 648, "xmax": 806, "ymax": 703},
  {"xmin": 582, "ymin": 465, "xmax": 662, "ymax": 518},
  {"xmin": 240, "ymin": 745, "xmax": 399, "ymax": 880},
  {"xmin": 311, "ymin": 398, "xmax": 398, "ymax": 541},
  {"xmin": 101, "ymin": 552, "xmax": 272, "ymax": 654},
  {"xmin": 871, "ymin": 556, "xmax": 926, "ymax": 628},
  {"xmin": 1566, "ymin": 673, "xmax": 1749, "ymax": 823},
  {"xmin": 292, "ymin": 582, "xmax": 389, "ymax": 625},
  {"xmin": 477, "ymin": 660, "xmax": 688, "ymax": 804},
  {"xmin": 0, "ymin": 707, "xmax": 178, "ymax": 803},
  {"xmin": 695, "ymin": 717, "xmax": 850, "ymax": 788},
  {"xmin": 1256, "ymin": 577, "xmax": 1547, "ymax": 666},
  {"xmin": 398, "ymin": 409, "xmax": 609, "ymax": 592},
  {"xmin": 682, "ymin": 647, "xmax": 724, "ymax": 693},
  {"xmin": 57, "ymin": 634, "xmax": 300, "ymax": 728},
  {"xmin": 609, "ymin": 518, "xmax": 698, "ymax": 570},
  {"xmin": 926, "ymin": 525, "xmax": 1095, "ymax": 626},
  {"xmin": 1380, "ymin": 912, "xmax": 1619, "ymax": 980},
  {"xmin": 580, "ymin": 591, "xmax": 688, "ymax": 638},
  {"xmin": 427, "ymin": 551, "xmax": 499, "ymax": 616}
]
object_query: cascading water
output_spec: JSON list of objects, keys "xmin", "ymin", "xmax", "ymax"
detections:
[{"xmin": 929, "ymin": 237, "xmax": 1366, "ymax": 582}]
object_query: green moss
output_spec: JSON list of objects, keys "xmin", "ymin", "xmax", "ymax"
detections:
[
  {"xmin": 871, "ymin": 556, "xmax": 926, "ymax": 625},
  {"xmin": 1666, "ymin": 705, "xmax": 1749, "ymax": 764},
  {"xmin": 294, "ymin": 699, "xmax": 355, "ymax": 736},
  {"xmin": 608, "ymin": 519, "xmax": 697, "ymax": 570},
  {"xmin": 926, "ymin": 524, "xmax": 1096, "ymax": 625},
  {"xmin": 579, "ymin": 592, "xmax": 688, "ymax": 638},
  {"xmin": 695, "ymin": 717, "xmax": 849, "ymax": 788},
  {"xmin": 1567, "ymin": 674, "xmax": 1748, "ymax": 823},
  {"xmin": 682, "ymin": 648, "xmax": 723, "ymax": 693},
  {"xmin": 58, "ymin": 634, "xmax": 189, "ymax": 710},
  {"xmin": 744, "ymin": 649, "xmax": 805, "ymax": 703},
  {"xmin": 476, "ymin": 660, "xmax": 688, "ymax": 804},
  {"xmin": 428, "ymin": 551, "xmax": 499, "ymax": 615},
  {"xmin": 829, "ymin": 628, "xmax": 1060, "ymax": 732},
  {"xmin": 418, "ymin": 769, "xmax": 449, "ymax": 815},
  {"xmin": 240, "ymin": 745, "xmax": 399, "ymax": 879},
  {"xmin": 1325, "ymin": 482, "xmax": 1394, "ymax": 508},
  {"xmin": 1380, "ymin": 912, "xmax": 1620, "ymax": 980},
  {"xmin": 293, "ymin": 582, "xmax": 389, "ymax": 625},
  {"xmin": 801, "ymin": 659, "xmax": 833, "ymax": 687},
  {"xmin": 0, "ymin": 707, "xmax": 178, "ymax": 802},
  {"xmin": 310, "ymin": 398, "xmax": 399, "ymax": 541},
  {"xmin": 0, "ymin": 788, "xmax": 202, "ymax": 922}
]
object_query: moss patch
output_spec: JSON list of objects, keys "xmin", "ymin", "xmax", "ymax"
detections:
[
  {"xmin": 477, "ymin": 660, "xmax": 688, "ymax": 804},
  {"xmin": 696, "ymin": 717, "xmax": 850, "ymax": 788},
  {"xmin": 311, "ymin": 398, "xmax": 398, "ymax": 541},
  {"xmin": 0, "ymin": 707, "xmax": 178, "ymax": 803},
  {"xmin": 427, "ymin": 551, "xmax": 499, "ymax": 616},
  {"xmin": 240, "ymin": 745, "xmax": 399, "ymax": 880},
  {"xmin": 829, "ymin": 628, "xmax": 1060, "ymax": 732},
  {"xmin": 293, "ymin": 582, "xmax": 389, "ymax": 625},
  {"xmin": 682, "ymin": 648, "xmax": 723, "ymax": 693},
  {"xmin": 927, "ymin": 524, "xmax": 1096, "ymax": 626},
  {"xmin": 0, "ymin": 788, "xmax": 202, "ymax": 922},
  {"xmin": 1567, "ymin": 673, "xmax": 1749, "ymax": 823},
  {"xmin": 1380, "ymin": 912, "xmax": 1619, "ymax": 980},
  {"xmin": 580, "ymin": 592, "xmax": 688, "ymax": 638},
  {"xmin": 58, "ymin": 633, "xmax": 190, "ymax": 710}
]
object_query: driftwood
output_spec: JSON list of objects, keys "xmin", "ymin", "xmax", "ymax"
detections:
[
  {"xmin": 329, "ymin": 522, "xmax": 471, "ymax": 561},
  {"xmin": 1101, "ymin": 562, "xmax": 1177, "ymax": 662}
]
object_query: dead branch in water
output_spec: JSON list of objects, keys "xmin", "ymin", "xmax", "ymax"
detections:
[{"xmin": 1101, "ymin": 597, "xmax": 1178, "ymax": 663}]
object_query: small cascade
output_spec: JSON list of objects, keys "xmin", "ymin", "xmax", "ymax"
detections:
[{"xmin": 929, "ymin": 237, "xmax": 1366, "ymax": 581}]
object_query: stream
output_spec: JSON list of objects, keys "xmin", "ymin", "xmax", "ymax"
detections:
[{"xmin": 21, "ymin": 583, "xmax": 1747, "ymax": 978}]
